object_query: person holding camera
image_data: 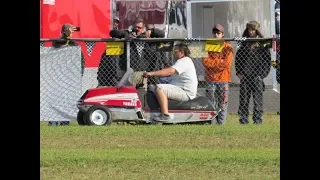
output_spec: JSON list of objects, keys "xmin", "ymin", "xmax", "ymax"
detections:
[
  {"xmin": 99, "ymin": 18, "xmax": 167, "ymax": 86},
  {"xmin": 109, "ymin": 18, "xmax": 166, "ymax": 70},
  {"xmin": 48, "ymin": 23, "xmax": 84, "ymax": 126},
  {"xmin": 110, "ymin": 18, "xmax": 165, "ymax": 39},
  {"xmin": 126, "ymin": 18, "xmax": 167, "ymax": 75},
  {"xmin": 53, "ymin": 24, "xmax": 80, "ymax": 47},
  {"xmin": 52, "ymin": 23, "xmax": 84, "ymax": 76}
]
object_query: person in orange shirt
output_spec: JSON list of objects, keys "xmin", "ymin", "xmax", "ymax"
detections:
[{"xmin": 202, "ymin": 24, "xmax": 234, "ymax": 124}]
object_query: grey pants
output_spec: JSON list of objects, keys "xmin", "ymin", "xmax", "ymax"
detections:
[
  {"xmin": 149, "ymin": 84, "xmax": 190, "ymax": 101},
  {"xmin": 206, "ymin": 82, "xmax": 229, "ymax": 124},
  {"xmin": 238, "ymin": 77, "xmax": 264, "ymax": 124}
]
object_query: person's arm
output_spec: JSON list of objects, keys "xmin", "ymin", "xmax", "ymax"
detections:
[
  {"xmin": 202, "ymin": 54, "xmax": 217, "ymax": 69},
  {"xmin": 151, "ymin": 28, "xmax": 165, "ymax": 38},
  {"xmin": 146, "ymin": 67, "xmax": 176, "ymax": 77},
  {"xmin": 202, "ymin": 46, "xmax": 233, "ymax": 71},
  {"xmin": 212, "ymin": 46, "xmax": 233, "ymax": 72},
  {"xmin": 146, "ymin": 24, "xmax": 165, "ymax": 38},
  {"xmin": 143, "ymin": 59, "xmax": 188, "ymax": 77},
  {"xmin": 109, "ymin": 29, "xmax": 127, "ymax": 38},
  {"xmin": 260, "ymin": 48, "xmax": 272, "ymax": 79}
]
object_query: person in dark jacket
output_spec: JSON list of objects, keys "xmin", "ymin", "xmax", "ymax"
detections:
[
  {"xmin": 52, "ymin": 23, "xmax": 85, "ymax": 76},
  {"xmin": 97, "ymin": 18, "xmax": 167, "ymax": 87},
  {"xmin": 235, "ymin": 20, "xmax": 271, "ymax": 124},
  {"xmin": 48, "ymin": 23, "xmax": 85, "ymax": 126}
]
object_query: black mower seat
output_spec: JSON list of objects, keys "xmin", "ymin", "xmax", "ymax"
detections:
[{"xmin": 146, "ymin": 91, "xmax": 216, "ymax": 111}]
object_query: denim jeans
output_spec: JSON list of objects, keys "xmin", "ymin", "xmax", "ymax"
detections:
[{"xmin": 206, "ymin": 82, "xmax": 229, "ymax": 124}]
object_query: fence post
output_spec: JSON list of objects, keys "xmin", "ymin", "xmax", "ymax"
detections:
[
  {"xmin": 126, "ymin": 41, "xmax": 131, "ymax": 70},
  {"xmin": 271, "ymin": 35, "xmax": 278, "ymax": 91}
]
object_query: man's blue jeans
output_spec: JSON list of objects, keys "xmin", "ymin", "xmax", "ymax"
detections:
[{"xmin": 206, "ymin": 82, "xmax": 229, "ymax": 124}]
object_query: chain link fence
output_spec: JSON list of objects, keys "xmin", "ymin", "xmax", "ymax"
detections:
[
  {"xmin": 40, "ymin": 38, "xmax": 280, "ymax": 122},
  {"xmin": 40, "ymin": 45, "xmax": 82, "ymax": 122}
]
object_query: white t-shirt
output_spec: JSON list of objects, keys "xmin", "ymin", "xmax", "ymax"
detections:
[{"xmin": 170, "ymin": 56, "xmax": 198, "ymax": 99}]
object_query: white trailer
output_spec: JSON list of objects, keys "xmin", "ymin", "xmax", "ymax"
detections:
[{"xmin": 186, "ymin": 0, "xmax": 276, "ymax": 38}]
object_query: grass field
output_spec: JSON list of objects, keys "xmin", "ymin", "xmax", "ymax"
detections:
[{"xmin": 40, "ymin": 114, "xmax": 280, "ymax": 180}]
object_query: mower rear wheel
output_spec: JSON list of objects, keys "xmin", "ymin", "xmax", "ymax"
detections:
[{"xmin": 85, "ymin": 105, "xmax": 112, "ymax": 126}]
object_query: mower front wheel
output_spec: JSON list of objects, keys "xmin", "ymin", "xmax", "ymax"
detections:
[
  {"xmin": 85, "ymin": 105, "xmax": 112, "ymax": 126},
  {"xmin": 77, "ymin": 111, "xmax": 86, "ymax": 125}
]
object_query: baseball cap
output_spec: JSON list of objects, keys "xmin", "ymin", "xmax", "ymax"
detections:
[
  {"xmin": 114, "ymin": 16, "xmax": 120, "ymax": 22},
  {"xmin": 212, "ymin": 24, "xmax": 224, "ymax": 33}
]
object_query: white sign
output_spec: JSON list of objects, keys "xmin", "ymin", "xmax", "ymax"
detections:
[
  {"xmin": 123, "ymin": 102, "xmax": 136, "ymax": 106},
  {"xmin": 43, "ymin": 0, "xmax": 55, "ymax": 5}
]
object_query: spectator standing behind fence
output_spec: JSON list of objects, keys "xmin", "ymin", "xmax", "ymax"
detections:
[
  {"xmin": 130, "ymin": 18, "xmax": 168, "ymax": 85},
  {"xmin": 97, "ymin": 17, "xmax": 124, "ymax": 87},
  {"xmin": 275, "ymin": 1, "xmax": 280, "ymax": 12},
  {"xmin": 98, "ymin": 18, "xmax": 167, "ymax": 87},
  {"xmin": 202, "ymin": 24, "xmax": 233, "ymax": 124},
  {"xmin": 275, "ymin": 12, "xmax": 280, "ymax": 37},
  {"xmin": 113, "ymin": 16, "xmax": 120, "ymax": 30},
  {"xmin": 110, "ymin": 18, "xmax": 167, "ymax": 70},
  {"xmin": 52, "ymin": 23, "xmax": 85, "ymax": 76},
  {"xmin": 235, "ymin": 20, "xmax": 271, "ymax": 125},
  {"xmin": 49, "ymin": 23, "xmax": 85, "ymax": 126}
]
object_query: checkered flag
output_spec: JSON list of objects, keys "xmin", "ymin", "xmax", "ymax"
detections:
[
  {"xmin": 85, "ymin": 42, "xmax": 95, "ymax": 56},
  {"xmin": 183, "ymin": 38, "xmax": 196, "ymax": 45},
  {"xmin": 234, "ymin": 37, "xmax": 247, "ymax": 41},
  {"xmin": 234, "ymin": 37, "xmax": 247, "ymax": 48}
]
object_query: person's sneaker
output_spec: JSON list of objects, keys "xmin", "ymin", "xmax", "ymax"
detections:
[
  {"xmin": 60, "ymin": 121, "xmax": 70, "ymax": 126},
  {"xmin": 48, "ymin": 121, "xmax": 58, "ymax": 126},
  {"xmin": 153, "ymin": 114, "xmax": 171, "ymax": 121}
]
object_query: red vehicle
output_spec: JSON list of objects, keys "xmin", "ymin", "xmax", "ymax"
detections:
[{"xmin": 76, "ymin": 68, "xmax": 220, "ymax": 125}]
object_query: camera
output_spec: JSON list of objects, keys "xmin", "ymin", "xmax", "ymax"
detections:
[
  {"xmin": 126, "ymin": 28, "xmax": 137, "ymax": 37},
  {"xmin": 127, "ymin": 28, "xmax": 138, "ymax": 33},
  {"xmin": 131, "ymin": 28, "xmax": 138, "ymax": 33},
  {"xmin": 75, "ymin": 27, "xmax": 80, "ymax": 31}
]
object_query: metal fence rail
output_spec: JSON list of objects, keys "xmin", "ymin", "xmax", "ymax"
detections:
[{"xmin": 40, "ymin": 38, "xmax": 280, "ymax": 122}]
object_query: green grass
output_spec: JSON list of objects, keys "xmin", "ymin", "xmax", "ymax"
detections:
[{"xmin": 40, "ymin": 114, "xmax": 280, "ymax": 180}]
